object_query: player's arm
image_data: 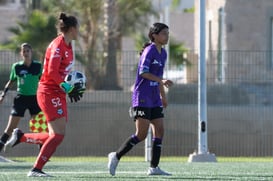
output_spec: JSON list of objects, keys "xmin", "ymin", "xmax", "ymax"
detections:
[
  {"xmin": 159, "ymin": 83, "xmax": 168, "ymax": 108},
  {"xmin": 1, "ymin": 62, "xmax": 17, "ymax": 100},
  {"xmin": 140, "ymin": 72, "xmax": 173, "ymax": 88},
  {"xmin": 0, "ymin": 80, "xmax": 14, "ymax": 102},
  {"xmin": 139, "ymin": 49, "xmax": 173, "ymax": 92},
  {"xmin": 47, "ymin": 47, "xmax": 64, "ymax": 86},
  {"xmin": 46, "ymin": 45, "xmax": 73, "ymax": 93},
  {"xmin": 48, "ymin": 57, "xmax": 73, "ymax": 93},
  {"xmin": 139, "ymin": 50, "xmax": 169, "ymax": 85},
  {"xmin": 141, "ymin": 72, "xmax": 162, "ymax": 83},
  {"xmin": 141, "ymin": 72, "xmax": 172, "ymax": 107},
  {"xmin": 139, "ymin": 53, "xmax": 163, "ymax": 84}
]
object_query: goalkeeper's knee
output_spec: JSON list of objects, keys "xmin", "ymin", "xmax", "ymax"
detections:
[{"xmin": 49, "ymin": 134, "xmax": 64, "ymax": 146}]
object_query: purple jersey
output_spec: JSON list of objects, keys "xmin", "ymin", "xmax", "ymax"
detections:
[{"xmin": 132, "ymin": 43, "xmax": 167, "ymax": 107}]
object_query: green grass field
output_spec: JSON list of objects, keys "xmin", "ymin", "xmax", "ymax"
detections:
[{"xmin": 1, "ymin": 157, "xmax": 273, "ymax": 180}]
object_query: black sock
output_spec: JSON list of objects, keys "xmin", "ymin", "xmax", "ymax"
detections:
[
  {"xmin": 0, "ymin": 133, "xmax": 10, "ymax": 151},
  {"xmin": 150, "ymin": 138, "xmax": 162, "ymax": 168},
  {"xmin": 116, "ymin": 135, "xmax": 140, "ymax": 159},
  {"xmin": 32, "ymin": 168, "xmax": 43, "ymax": 172}
]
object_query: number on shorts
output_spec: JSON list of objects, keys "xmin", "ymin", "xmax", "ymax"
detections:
[{"xmin": 51, "ymin": 97, "xmax": 62, "ymax": 107}]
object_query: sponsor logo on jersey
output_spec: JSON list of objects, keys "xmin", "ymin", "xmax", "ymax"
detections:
[
  {"xmin": 150, "ymin": 81, "xmax": 159, "ymax": 86},
  {"xmin": 152, "ymin": 59, "xmax": 162, "ymax": 66},
  {"xmin": 55, "ymin": 48, "xmax": 60, "ymax": 54},
  {"xmin": 52, "ymin": 48, "xmax": 61, "ymax": 58},
  {"xmin": 19, "ymin": 70, "xmax": 28, "ymax": 76}
]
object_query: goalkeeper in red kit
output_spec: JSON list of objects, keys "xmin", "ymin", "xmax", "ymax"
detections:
[{"xmin": 4, "ymin": 12, "xmax": 85, "ymax": 177}]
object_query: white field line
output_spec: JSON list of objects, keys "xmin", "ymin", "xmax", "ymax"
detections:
[{"xmin": 1, "ymin": 171, "xmax": 146, "ymax": 175}]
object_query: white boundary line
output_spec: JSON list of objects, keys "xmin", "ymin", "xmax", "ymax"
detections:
[
  {"xmin": 0, "ymin": 155, "xmax": 14, "ymax": 162},
  {"xmin": 1, "ymin": 171, "xmax": 146, "ymax": 175}
]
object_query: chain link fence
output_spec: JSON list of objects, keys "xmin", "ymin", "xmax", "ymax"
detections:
[{"xmin": 1, "ymin": 50, "xmax": 273, "ymax": 157}]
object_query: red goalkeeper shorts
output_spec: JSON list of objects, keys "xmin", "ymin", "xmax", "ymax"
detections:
[{"xmin": 37, "ymin": 91, "xmax": 68, "ymax": 122}]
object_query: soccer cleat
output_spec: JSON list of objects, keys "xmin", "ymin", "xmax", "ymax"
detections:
[
  {"xmin": 147, "ymin": 167, "xmax": 171, "ymax": 176},
  {"xmin": 27, "ymin": 168, "xmax": 52, "ymax": 177},
  {"xmin": 4, "ymin": 128, "xmax": 23, "ymax": 152},
  {"xmin": 108, "ymin": 152, "xmax": 119, "ymax": 176}
]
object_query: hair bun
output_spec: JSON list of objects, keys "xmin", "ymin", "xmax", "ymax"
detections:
[{"xmin": 59, "ymin": 12, "xmax": 67, "ymax": 20}]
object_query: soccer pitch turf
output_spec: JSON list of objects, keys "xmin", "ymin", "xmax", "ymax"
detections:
[{"xmin": 1, "ymin": 157, "xmax": 273, "ymax": 180}]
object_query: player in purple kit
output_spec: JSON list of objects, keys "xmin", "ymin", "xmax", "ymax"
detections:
[{"xmin": 108, "ymin": 22, "xmax": 173, "ymax": 176}]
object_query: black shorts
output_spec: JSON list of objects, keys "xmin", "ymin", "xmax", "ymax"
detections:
[
  {"xmin": 132, "ymin": 107, "xmax": 164, "ymax": 121},
  {"xmin": 11, "ymin": 94, "xmax": 41, "ymax": 117}
]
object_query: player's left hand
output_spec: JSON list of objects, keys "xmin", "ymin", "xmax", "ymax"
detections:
[
  {"xmin": 162, "ymin": 79, "xmax": 173, "ymax": 88},
  {"xmin": 69, "ymin": 92, "xmax": 83, "ymax": 103},
  {"xmin": 68, "ymin": 83, "xmax": 85, "ymax": 103},
  {"xmin": 161, "ymin": 97, "xmax": 168, "ymax": 108}
]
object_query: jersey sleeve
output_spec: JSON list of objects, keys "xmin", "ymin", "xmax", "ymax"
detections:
[
  {"xmin": 47, "ymin": 42, "xmax": 64, "ymax": 85},
  {"xmin": 139, "ymin": 49, "xmax": 153, "ymax": 75},
  {"xmin": 9, "ymin": 63, "xmax": 17, "ymax": 81}
]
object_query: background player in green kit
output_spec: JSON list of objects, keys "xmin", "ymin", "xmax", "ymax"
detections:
[{"xmin": 0, "ymin": 43, "xmax": 42, "ymax": 152}]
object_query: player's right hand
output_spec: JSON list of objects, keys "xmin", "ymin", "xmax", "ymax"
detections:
[{"xmin": 60, "ymin": 82, "xmax": 74, "ymax": 93}]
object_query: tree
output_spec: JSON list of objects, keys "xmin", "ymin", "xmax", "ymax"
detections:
[
  {"xmin": 0, "ymin": 10, "xmax": 57, "ymax": 60},
  {"xmin": 2, "ymin": 0, "xmax": 157, "ymax": 90},
  {"xmin": 100, "ymin": 0, "xmax": 157, "ymax": 90},
  {"xmin": 41, "ymin": 0, "xmax": 157, "ymax": 90},
  {"xmin": 102, "ymin": 0, "xmax": 120, "ymax": 89}
]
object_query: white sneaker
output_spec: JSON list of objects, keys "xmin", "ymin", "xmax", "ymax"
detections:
[
  {"xmin": 147, "ymin": 167, "xmax": 171, "ymax": 176},
  {"xmin": 4, "ymin": 128, "xmax": 23, "ymax": 153},
  {"xmin": 27, "ymin": 169, "xmax": 52, "ymax": 177},
  {"xmin": 108, "ymin": 152, "xmax": 119, "ymax": 176}
]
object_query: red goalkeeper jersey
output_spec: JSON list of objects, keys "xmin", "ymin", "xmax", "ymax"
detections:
[{"xmin": 38, "ymin": 35, "xmax": 74, "ymax": 93}]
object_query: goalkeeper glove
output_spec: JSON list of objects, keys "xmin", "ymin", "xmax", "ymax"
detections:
[
  {"xmin": 60, "ymin": 82, "xmax": 74, "ymax": 93},
  {"xmin": 68, "ymin": 83, "xmax": 85, "ymax": 103}
]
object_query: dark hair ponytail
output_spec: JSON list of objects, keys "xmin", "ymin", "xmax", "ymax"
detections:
[
  {"xmin": 139, "ymin": 22, "xmax": 169, "ymax": 56},
  {"xmin": 59, "ymin": 12, "xmax": 66, "ymax": 20},
  {"xmin": 139, "ymin": 42, "xmax": 151, "ymax": 56},
  {"xmin": 58, "ymin": 12, "xmax": 78, "ymax": 33}
]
